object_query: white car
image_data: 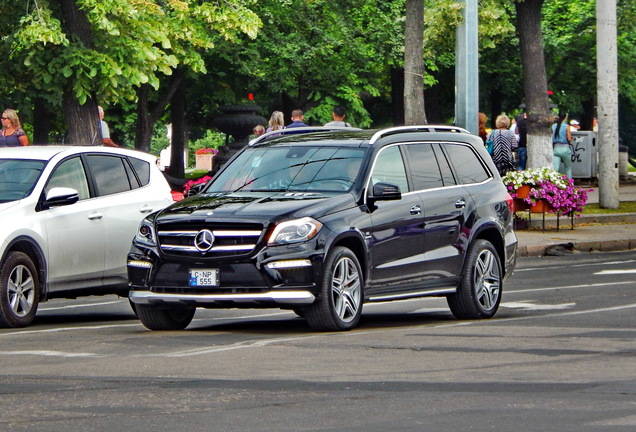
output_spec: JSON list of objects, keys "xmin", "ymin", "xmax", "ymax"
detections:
[{"xmin": 0, "ymin": 146, "xmax": 174, "ymax": 328}]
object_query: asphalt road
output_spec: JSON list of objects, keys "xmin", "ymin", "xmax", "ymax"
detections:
[{"xmin": 1, "ymin": 251, "xmax": 635, "ymax": 432}]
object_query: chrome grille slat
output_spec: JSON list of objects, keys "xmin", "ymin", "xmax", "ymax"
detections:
[
  {"xmin": 157, "ymin": 224, "xmax": 264, "ymax": 256},
  {"xmin": 161, "ymin": 244, "xmax": 257, "ymax": 252},
  {"xmin": 161, "ymin": 230, "xmax": 261, "ymax": 237}
]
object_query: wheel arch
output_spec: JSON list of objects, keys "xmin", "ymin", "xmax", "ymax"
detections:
[
  {"xmin": 328, "ymin": 232, "xmax": 367, "ymax": 283},
  {"xmin": 472, "ymin": 225, "xmax": 506, "ymax": 275},
  {"xmin": 3, "ymin": 236, "xmax": 48, "ymax": 301}
]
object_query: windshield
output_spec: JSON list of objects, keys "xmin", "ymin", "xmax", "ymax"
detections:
[
  {"xmin": 0, "ymin": 159, "xmax": 47, "ymax": 203},
  {"xmin": 206, "ymin": 146, "xmax": 365, "ymax": 193}
]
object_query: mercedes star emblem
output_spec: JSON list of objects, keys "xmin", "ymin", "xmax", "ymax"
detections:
[{"xmin": 194, "ymin": 229, "xmax": 215, "ymax": 252}]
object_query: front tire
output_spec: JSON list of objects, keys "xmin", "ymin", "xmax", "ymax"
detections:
[
  {"xmin": 0, "ymin": 252, "xmax": 40, "ymax": 328},
  {"xmin": 135, "ymin": 303, "xmax": 195, "ymax": 330},
  {"xmin": 305, "ymin": 247, "xmax": 363, "ymax": 331},
  {"xmin": 447, "ymin": 239, "xmax": 502, "ymax": 319}
]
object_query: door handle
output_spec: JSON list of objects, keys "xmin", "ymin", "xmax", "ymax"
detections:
[
  {"xmin": 88, "ymin": 212, "xmax": 103, "ymax": 220},
  {"xmin": 410, "ymin": 204, "xmax": 421, "ymax": 215},
  {"xmin": 455, "ymin": 198, "xmax": 466, "ymax": 208},
  {"xmin": 139, "ymin": 205, "xmax": 154, "ymax": 213}
]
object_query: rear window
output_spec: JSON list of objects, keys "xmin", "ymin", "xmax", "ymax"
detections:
[
  {"xmin": 442, "ymin": 143, "xmax": 490, "ymax": 184},
  {"xmin": 128, "ymin": 156, "xmax": 151, "ymax": 186}
]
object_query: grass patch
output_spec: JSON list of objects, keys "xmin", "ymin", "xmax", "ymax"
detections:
[
  {"xmin": 185, "ymin": 169, "xmax": 209, "ymax": 180},
  {"xmin": 583, "ymin": 201, "xmax": 636, "ymax": 214}
]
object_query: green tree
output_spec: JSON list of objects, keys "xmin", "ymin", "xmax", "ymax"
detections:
[
  {"xmin": 5, "ymin": 0, "xmax": 261, "ymax": 147},
  {"xmin": 202, "ymin": 0, "xmax": 405, "ymax": 127}
]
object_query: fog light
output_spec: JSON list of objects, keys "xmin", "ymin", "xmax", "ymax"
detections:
[
  {"xmin": 128, "ymin": 260, "xmax": 153, "ymax": 269},
  {"xmin": 266, "ymin": 260, "xmax": 312, "ymax": 269}
]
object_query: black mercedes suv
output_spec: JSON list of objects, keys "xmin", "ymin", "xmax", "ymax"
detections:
[{"xmin": 127, "ymin": 126, "xmax": 517, "ymax": 331}]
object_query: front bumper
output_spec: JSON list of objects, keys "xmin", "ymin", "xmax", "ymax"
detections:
[
  {"xmin": 127, "ymin": 240, "xmax": 325, "ymax": 307},
  {"xmin": 129, "ymin": 289, "xmax": 315, "ymax": 306}
]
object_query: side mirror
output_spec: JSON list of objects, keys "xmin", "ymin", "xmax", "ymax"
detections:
[
  {"xmin": 186, "ymin": 183, "xmax": 206, "ymax": 197},
  {"xmin": 44, "ymin": 187, "xmax": 80, "ymax": 208},
  {"xmin": 370, "ymin": 182, "xmax": 402, "ymax": 202}
]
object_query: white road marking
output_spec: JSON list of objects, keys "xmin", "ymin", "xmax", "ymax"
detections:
[
  {"xmin": 506, "ymin": 281, "xmax": 631, "ymax": 294},
  {"xmin": 39, "ymin": 300, "xmax": 124, "ymax": 311},
  {"xmin": 594, "ymin": 269, "xmax": 636, "ymax": 275},
  {"xmin": 501, "ymin": 301, "xmax": 576, "ymax": 310},
  {"xmin": 153, "ymin": 335, "xmax": 323, "ymax": 357},
  {"xmin": 3, "ymin": 303, "xmax": 636, "ymax": 358},
  {"xmin": 515, "ymin": 259, "xmax": 636, "ymax": 272},
  {"xmin": 435, "ymin": 303, "xmax": 636, "ymax": 328},
  {"xmin": 1, "ymin": 350, "xmax": 105, "ymax": 358}
]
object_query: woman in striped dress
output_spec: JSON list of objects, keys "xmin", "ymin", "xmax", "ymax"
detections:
[{"xmin": 487, "ymin": 114, "xmax": 516, "ymax": 177}]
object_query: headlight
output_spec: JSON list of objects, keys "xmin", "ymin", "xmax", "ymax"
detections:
[
  {"xmin": 134, "ymin": 219, "xmax": 157, "ymax": 247},
  {"xmin": 267, "ymin": 217, "xmax": 323, "ymax": 245}
]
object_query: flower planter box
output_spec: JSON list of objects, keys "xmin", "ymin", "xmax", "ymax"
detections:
[
  {"xmin": 530, "ymin": 199, "xmax": 552, "ymax": 213},
  {"xmin": 515, "ymin": 185, "xmax": 531, "ymax": 199},
  {"xmin": 195, "ymin": 154, "xmax": 214, "ymax": 171}
]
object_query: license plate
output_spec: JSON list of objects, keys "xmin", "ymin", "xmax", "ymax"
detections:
[{"xmin": 189, "ymin": 269, "xmax": 219, "ymax": 287}]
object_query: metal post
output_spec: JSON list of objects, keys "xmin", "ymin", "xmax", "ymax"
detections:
[
  {"xmin": 596, "ymin": 0, "xmax": 619, "ymax": 208},
  {"xmin": 455, "ymin": 0, "xmax": 479, "ymax": 135}
]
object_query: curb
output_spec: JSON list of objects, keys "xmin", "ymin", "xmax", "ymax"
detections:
[
  {"xmin": 523, "ymin": 213, "xmax": 636, "ymax": 229},
  {"xmin": 517, "ymin": 237, "xmax": 636, "ymax": 257}
]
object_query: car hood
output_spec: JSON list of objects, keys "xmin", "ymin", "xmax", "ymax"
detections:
[
  {"xmin": 154, "ymin": 192, "xmax": 356, "ymax": 224},
  {"xmin": 0, "ymin": 201, "xmax": 20, "ymax": 213}
]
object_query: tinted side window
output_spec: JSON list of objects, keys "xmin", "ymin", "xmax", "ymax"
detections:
[
  {"xmin": 433, "ymin": 143, "xmax": 457, "ymax": 186},
  {"xmin": 404, "ymin": 143, "xmax": 444, "ymax": 190},
  {"xmin": 46, "ymin": 157, "xmax": 90, "ymax": 200},
  {"xmin": 442, "ymin": 144, "xmax": 490, "ymax": 184},
  {"xmin": 85, "ymin": 155, "xmax": 133, "ymax": 196},
  {"xmin": 128, "ymin": 156, "xmax": 151, "ymax": 186},
  {"xmin": 370, "ymin": 145, "xmax": 409, "ymax": 193}
]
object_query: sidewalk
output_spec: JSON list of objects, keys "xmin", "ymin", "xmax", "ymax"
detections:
[{"xmin": 515, "ymin": 176, "xmax": 636, "ymax": 257}]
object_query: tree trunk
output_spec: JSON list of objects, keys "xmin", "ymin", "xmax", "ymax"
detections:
[
  {"xmin": 134, "ymin": 71, "xmax": 185, "ymax": 153},
  {"xmin": 168, "ymin": 78, "xmax": 187, "ymax": 179},
  {"xmin": 404, "ymin": 0, "xmax": 427, "ymax": 125},
  {"xmin": 490, "ymin": 88, "xmax": 502, "ymax": 129},
  {"xmin": 32, "ymin": 97, "xmax": 51, "ymax": 145},
  {"xmin": 515, "ymin": 0, "xmax": 553, "ymax": 169},
  {"xmin": 58, "ymin": 0, "xmax": 100, "ymax": 145},
  {"xmin": 135, "ymin": 85, "xmax": 153, "ymax": 153},
  {"xmin": 390, "ymin": 67, "xmax": 405, "ymax": 126}
]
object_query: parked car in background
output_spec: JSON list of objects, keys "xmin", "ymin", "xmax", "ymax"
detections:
[
  {"xmin": 128, "ymin": 126, "xmax": 518, "ymax": 331},
  {"xmin": 0, "ymin": 146, "xmax": 174, "ymax": 327}
]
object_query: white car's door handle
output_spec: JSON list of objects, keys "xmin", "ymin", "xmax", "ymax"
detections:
[
  {"xmin": 88, "ymin": 212, "xmax": 103, "ymax": 220},
  {"xmin": 139, "ymin": 205, "xmax": 154, "ymax": 213}
]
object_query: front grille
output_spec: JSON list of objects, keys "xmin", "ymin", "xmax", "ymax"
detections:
[{"xmin": 157, "ymin": 221, "xmax": 264, "ymax": 257}]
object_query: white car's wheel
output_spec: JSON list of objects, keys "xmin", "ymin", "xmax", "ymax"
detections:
[{"xmin": 0, "ymin": 251, "xmax": 40, "ymax": 328}]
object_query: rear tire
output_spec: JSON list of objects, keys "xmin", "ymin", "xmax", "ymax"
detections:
[
  {"xmin": 447, "ymin": 239, "xmax": 502, "ymax": 319},
  {"xmin": 0, "ymin": 251, "xmax": 40, "ymax": 328},
  {"xmin": 136, "ymin": 303, "xmax": 195, "ymax": 330},
  {"xmin": 305, "ymin": 247, "xmax": 363, "ymax": 331}
]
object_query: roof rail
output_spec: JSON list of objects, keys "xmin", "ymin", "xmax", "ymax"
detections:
[
  {"xmin": 248, "ymin": 126, "xmax": 362, "ymax": 146},
  {"xmin": 369, "ymin": 125, "xmax": 470, "ymax": 144}
]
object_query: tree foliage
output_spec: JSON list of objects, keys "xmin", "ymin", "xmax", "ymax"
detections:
[
  {"xmin": 1, "ymin": 0, "xmax": 636, "ymax": 157},
  {"xmin": 3, "ymin": 0, "xmax": 261, "ymax": 143},
  {"xmin": 12, "ymin": 0, "xmax": 260, "ymax": 102}
]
